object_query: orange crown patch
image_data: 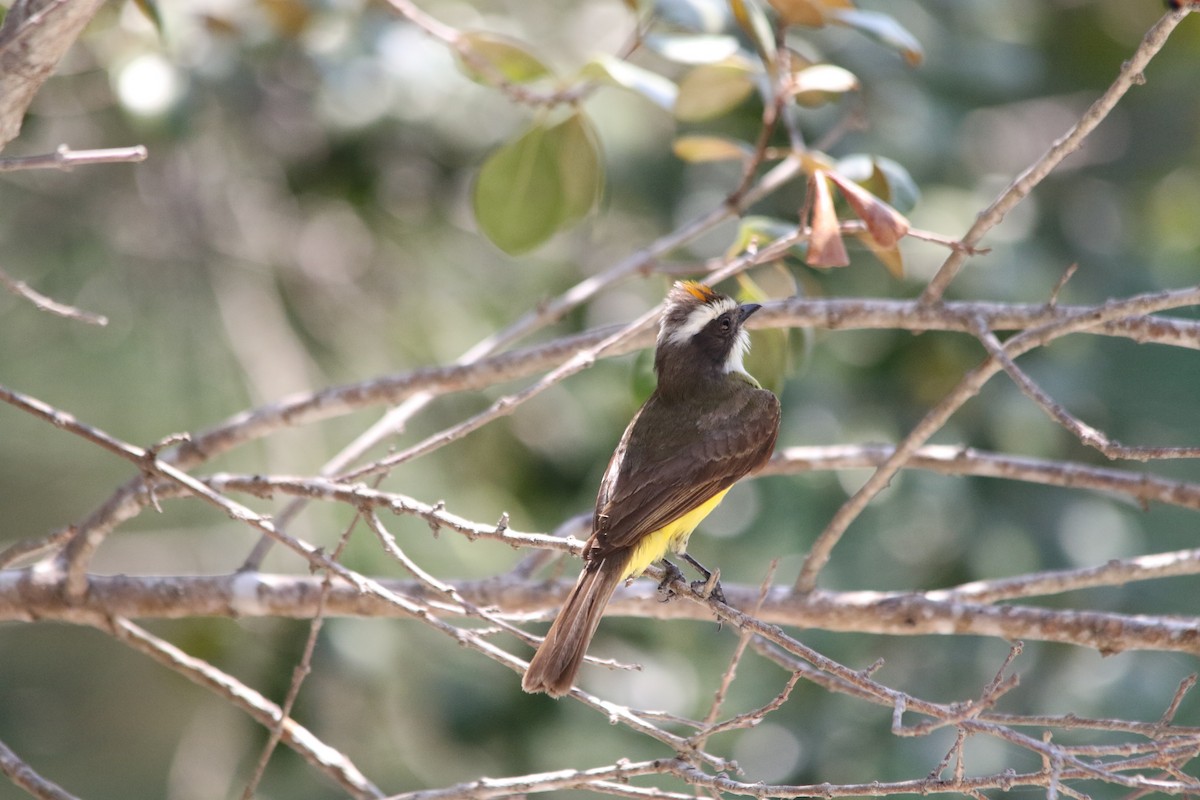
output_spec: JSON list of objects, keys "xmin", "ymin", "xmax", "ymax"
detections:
[{"xmin": 677, "ymin": 280, "xmax": 719, "ymax": 304}]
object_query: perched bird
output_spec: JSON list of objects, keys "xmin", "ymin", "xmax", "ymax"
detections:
[{"xmin": 522, "ymin": 280, "xmax": 781, "ymax": 697}]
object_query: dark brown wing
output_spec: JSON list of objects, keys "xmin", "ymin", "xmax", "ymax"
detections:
[{"xmin": 589, "ymin": 384, "xmax": 780, "ymax": 558}]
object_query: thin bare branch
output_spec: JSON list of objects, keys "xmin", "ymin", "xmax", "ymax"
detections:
[
  {"xmin": 1158, "ymin": 674, "xmax": 1198, "ymax": 730},
  {"xmin": 9, "ymin": 565, "xmax": 1197, "ymax": 655},
  {"xmin": 974, "ymin": 320, "xmax": 1200, "ymax": 460},
  {"xmin": 380, "ymin": 0, "xmax": 594, "ymax": 109},
  {"xmin": 693, "ymin": 560, "xmax": 781, "ymax": 749},
  {"xmin": 381, "ymin": 760, "xmax": 675, "ymax": 800},
  {"xmin": 0, "ymin": 528, "xmax": 72, "ymax": 569},
  {"xmin": 240, "ymin": 501, "xmax": 365, "ymax": 800},
  {"xmin": 98, "ymin": 615, "xmax": 384, "ymax": 799},
  {"xmin": 763, "ymin": 444, "xmax": 1200, "ymax": 513},
  {"xmin": 919, "ymin": 6, "xmax": 1195, "ymax": 303},
  {"xmin": 0, "ymin": 144, "xmax": 147, "ymax": 172},
  {"xmin": 794, "ymin": 284, "xmax": 1200, "ymax": 593},
  {"xmin": 0, "ymin": 737, "xmax": 81, "ymax": 800},
  {"xmin": 0, "ymin": 265, "xmax": 108, "ymax": 325},
  {"xmin": 664, "ymin": 753, "xmax": 1200, "ymax": 798}
]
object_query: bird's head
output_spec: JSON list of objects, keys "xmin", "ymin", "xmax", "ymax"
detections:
[{"xmin": 654, "ymin": 281, "xmax": 762, "ymax": 392}]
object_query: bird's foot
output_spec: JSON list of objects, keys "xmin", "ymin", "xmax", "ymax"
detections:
[
  {"xmin": 681, "ymin": 553, "xmax": 726, "ymax": 605},
  {"xmin": 657, "ymin": 559, "xmax": 686, "ymax": 602}
]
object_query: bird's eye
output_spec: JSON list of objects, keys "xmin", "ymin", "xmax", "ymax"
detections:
[{"xmin": 719, "ymin": 315, "xmax": 732, "ymax": 331}]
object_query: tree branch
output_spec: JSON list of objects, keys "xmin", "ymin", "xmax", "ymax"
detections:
[
  {"xmin": 918, "ymin": 5, "xmax": 1195, "ymax": 303},
  {"xmin": 794, "ymin": 284, "xmax": 1200, "ymax": 593},
  {"xmin": 974, "ymin": 321, "xmax": 1200, "ymax": 459},
  {"xmin": 0, "ymin": 144, "xmax": 147, "ymax": 172},
  {"xmin": 0, "ymin": 264, "xmax": 109, "ymax": 325},
  {"xmin": 97, "ymin": 614, "xmax": 384, "ymax": 799},
  {"xmin": 763, "ymin": 444, "xmax": 1200, "ymax": 512},
  {"xmin": 0, "ymin": 737, "xmax": 81, "ymax": 800},
  {"xmin": 6, "ymin": 568, "xmax": 1197, "ymax": 655}
]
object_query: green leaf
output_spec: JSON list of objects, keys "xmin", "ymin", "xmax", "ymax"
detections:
[
  {"xmin": 474, "ymin": 124, "xmax": 563, "ymax": 254},
  {"xmin": 673, "ymin": 135, "xmax": 751, "ymax": 162},
  {"xmin": 457, "ymin": 32, "xmax": 552, "ymax": 84},
  {"xmin": 583, "ymin": 55, "xmax": 678, "ymax": 112},
  {"xmin": 552, "ymin": 113, "xmax": 604, "ymax": 226},
  {"xmin": 645, "ymin": 33, "xmax": 742, "ymax": 64},
  {"xmin": 674, "ymin": 62, "xmax": 756, "ymax": 121},
  {"xmin": 472, "ymin": 113, "xmax": 604, "ymax": 254},
  {"xmin": 827, "ymin": 8, "xmax": 924, "ymax": 66}
]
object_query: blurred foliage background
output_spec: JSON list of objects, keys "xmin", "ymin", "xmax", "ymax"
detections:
[{"xmin": 1, "ymin": 0, "xmax": 1199, "ymax": 798}]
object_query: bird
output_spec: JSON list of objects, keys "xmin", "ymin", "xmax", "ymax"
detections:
[{"xmin": 521, "ymin": 280, "xmax": 781, "ymax": 697}]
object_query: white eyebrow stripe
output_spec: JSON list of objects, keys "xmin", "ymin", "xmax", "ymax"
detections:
[{"xmin": 662, "ymin": 296, "xmax": 739, "ymax": 346}]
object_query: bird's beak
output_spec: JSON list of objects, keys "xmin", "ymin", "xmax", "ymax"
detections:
[{"xmin": 738, "ymin": 303, "xmax": 762, "ymax": 324}]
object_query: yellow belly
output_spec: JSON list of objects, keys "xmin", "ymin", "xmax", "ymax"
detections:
[{"xmin": 621, "ymin": 488, "xmax": 731, "ymax": 580}]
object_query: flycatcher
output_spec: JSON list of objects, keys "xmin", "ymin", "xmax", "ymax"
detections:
[{"xmin": 522, "ymin": 280, "xmax": 781, "ymax": 697}]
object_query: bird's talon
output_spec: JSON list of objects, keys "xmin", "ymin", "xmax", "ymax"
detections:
[
  {"xmin": 698, "ymin": 579, "xmax": 727, "ymax": 605},
  {"xmin": 658, "ymin": 559, "xmax": 686, "ymax": 602}
]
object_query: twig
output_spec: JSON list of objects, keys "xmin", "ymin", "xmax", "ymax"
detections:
[
  {"xmin": 1048, "ymin": 263, "xmax": 1079, "ymax": 307},
  {"xmin": 752, "ymin": 636, "xmax": 1200, "ymax": 743},
  {"xmin": 0, "ymin": 736, "xmax": 81, "ymax": 800},
  {"xmin": 0, "ymin": 265, "xmax": 108, "ymax": 325},
  {"xmin": 1157, "ymin": 674, "xmax": 1198, "ymax": 730},
  {"xmin": 363, "ymin": 511, "xmax": 543, "ymax": 648},
  {"xmin": 380, "ymin": 759, "xmax": 676, "ymax": 800},
  {"xmin": 926, "ymin": 727, "xmax": 968, "ymax": 783},
  {"xmin": 692, "ymin": 560, "xmax": 781, "ymax": 750},
  {"xmin": 381, "ymin": 0, "xmax": 593, "ymax": 109},
  {"xmin": 793, "ymin": 284, "xmax": 1200, "ymax": 593},
  {"xmin": 974, "ymin": 320, "xmax": 1200, "ymax": 460},
  {"xmin": 7, "ymin": 561, "xmax": 1200, "ymax": 657},
  {"xmin": 896, "ymin": 642, "xmax": 1023, "ymax": 737},
  {"xmin": 339, "ymin": 304, "xmax": 664, "ymax": 482},
  {"xmin": 240, "ymin": 498, "xmax": 366, "ymax": 799},
  {"xmin": 0, "ymin": 144, "xmax": 147, "ymax": 173},
  {"xmin": 919, "ymin": 7, "xmax": 1193, "ymax": 303},
  {"xmin": 99, "ymin": 615, "xmax": 384, "ymax": 799},
  {"xmin": 0, "ymin": 527, "xmax": 72, "ymax": 568},
  {"xmin": 663, "ymin": 754, "xmax": 1200, "ymax": 798},
  {"xmin": 728, "ymin": 72, "xmax": 789, "ymax": 208},
  {"xmin": 698, "ymin": 671, "xmax": 804, "ymax": 743},
  {"xmin": 763, "ymin": 444, "xmax": 1200, "ymax": 514},
  {"xmin": 923, "ymin": 545, "xmax": 1200, "ymax": 604},
  {"xmin": 700, "ymin": 598, "xmax": 1200, "ymax": 790}
]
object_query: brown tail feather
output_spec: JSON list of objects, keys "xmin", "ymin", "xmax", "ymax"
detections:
[{"xmin": 521, "ymin": 554, "xmax": 628, "ymax": 697}]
